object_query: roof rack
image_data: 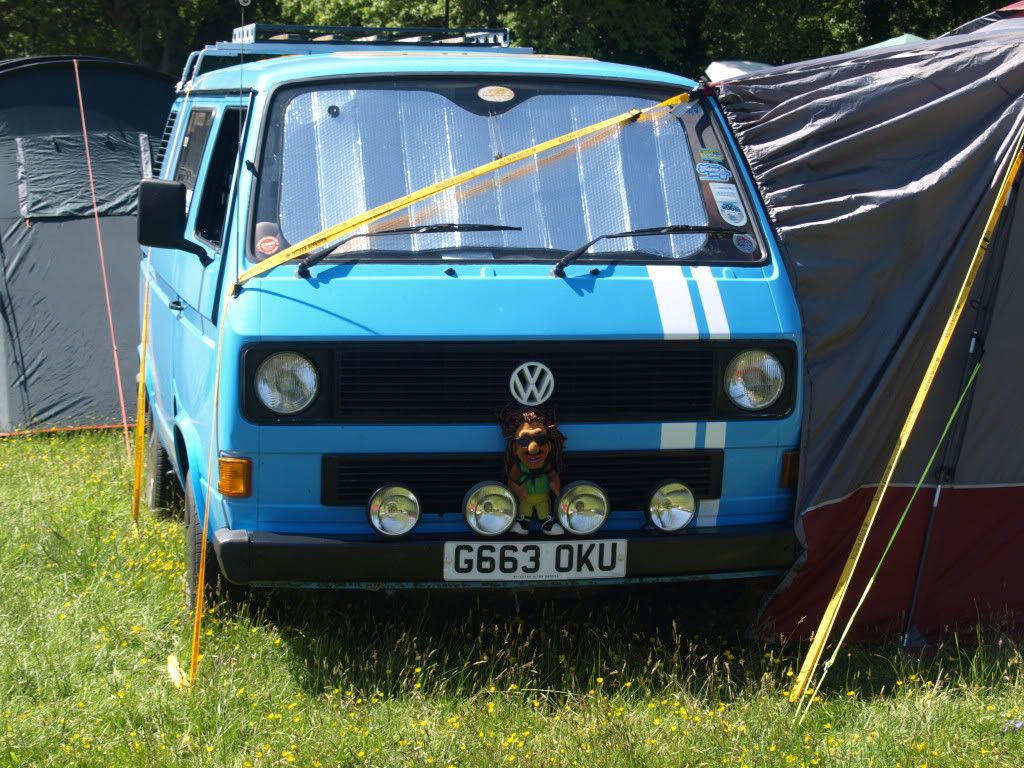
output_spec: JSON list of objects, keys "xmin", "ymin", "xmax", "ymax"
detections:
[
  {"xmin": 176, "ymin": 23, "xmax": 523, "ymax": 92},
  {"xmin": 232, "ymin": 23, "xmax": 510, "ymax": 47}
]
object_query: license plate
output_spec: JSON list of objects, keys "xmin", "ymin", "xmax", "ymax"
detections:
[{"xmin": 443, "ymin": 540, "xmax": 627, "ymax": 582}]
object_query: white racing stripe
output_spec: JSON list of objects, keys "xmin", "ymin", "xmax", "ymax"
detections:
[
  {"xmin": 696, "ymin": 423, "xmax": 727, "ymax": 527},
  {"xmin": 649, "ymin": 266, "xmax": 728, "ymax": 528},
  {"xmin": 705, "ymin": 422, "xmax": 727, "ymax": 450},
  {"xmin": 660, "ymin": 423, "xmax": 697, "ymax": 449},
  {"xmin": 695, "ymin": 499, "xmax": 720, "ymax": 528},
  {"xmin": 691, "ymin": 266, "xmax": 730, "ymax": 339},
  {"xmin": 647, "ymin": 264, "xmax": 698, "ymax": 339}
]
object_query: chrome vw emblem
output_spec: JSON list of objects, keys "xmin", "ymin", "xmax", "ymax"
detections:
[{"xmin": 509, "ymin": 362, "xmax": 555, "ymax": 406}]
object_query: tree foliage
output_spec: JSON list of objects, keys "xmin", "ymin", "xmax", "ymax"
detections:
[
  {"xmin": 0, "ymin": 0, "xmax": 1000, "ymax": 76},
  {"xmin": 0, "ymin": 0, "xmax": 284, "ymax": 74}
]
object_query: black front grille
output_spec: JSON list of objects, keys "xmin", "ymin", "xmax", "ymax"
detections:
[
  {"xmin": 335, "ymin": 341, "xmax": 714, "ymax": 424},
  {"xmin": 241, "ymin": 340, "xmax": 797, "ymax": 425},
  {"xmin": 322, "ymin": 450, "xmax": 722, "ymax": 514}
]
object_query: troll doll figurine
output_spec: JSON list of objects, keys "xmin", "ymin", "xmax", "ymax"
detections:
[{"xmin": 500, "ymin": 406, "xmax": 566, "ymax": 536}]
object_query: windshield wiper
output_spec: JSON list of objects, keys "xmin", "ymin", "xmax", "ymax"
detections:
[
  {"xmin": 296, "ymin": 222, "xmax": 522, "ymax": 278},
  {"xmin": 550, "ymin": 224, "xmax": 741, "ymax": 277}
]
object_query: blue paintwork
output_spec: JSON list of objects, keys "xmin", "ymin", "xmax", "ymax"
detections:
[
  {"xmin": 142, "ymin": 46, "xmax": 802, "ymax": 567},
  {"xmin": 191, "ymin": 51, "xmax": 697, "ymax": 95}
]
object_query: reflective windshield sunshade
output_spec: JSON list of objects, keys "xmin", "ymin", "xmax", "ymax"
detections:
[{"xmin": 253, "ymin": 79, "xmax": 761, "ymax": 265}]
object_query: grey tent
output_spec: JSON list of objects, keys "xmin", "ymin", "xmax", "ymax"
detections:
[
  {"xmin": 718, "ymin": 30, "xmax": 1024, "ymax": 637},
  {"xmin": 0, "ymin": 56, "xmax": 173, "ymax": 433}
]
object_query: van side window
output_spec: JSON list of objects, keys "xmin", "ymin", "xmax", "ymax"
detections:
[
  {"xmin": 173, "ymin": 108, "xmax": 214, "ymax": 209},
  {"xmin": 195, "ymin": 107, "xmax": 246, "ymax": 249}
]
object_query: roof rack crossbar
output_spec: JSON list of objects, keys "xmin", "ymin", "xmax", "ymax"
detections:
[{"xmin": 231, "ymin": 23, "xmax": 510, "ymax": 47}]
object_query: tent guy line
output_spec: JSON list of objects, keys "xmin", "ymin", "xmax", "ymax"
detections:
[
  {"xmin": 72, "ymin": 58, "xmax": 132, "ymax": 463},
  {"xmin": 795, "ymin": 361, "xmax": 982, "ymax": 722},
  {"xmin": 233, "ymin": 91, "xmax": 694, "ymax": 287},
  {"xmin": 788, "ymin": 106, "xmax": 1024, "ymax": 705}
]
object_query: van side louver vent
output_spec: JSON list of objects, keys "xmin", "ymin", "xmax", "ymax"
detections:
[{"xmin": 152, "ymin": 110, "xmax": 178, "ymax": 177}]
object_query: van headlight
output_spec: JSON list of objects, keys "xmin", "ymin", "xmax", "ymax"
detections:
[
  {"xmin": 254, "ymin": 351, "xmax": 319, "ymax": 414},
  {"xmin": 724, "ymin": 349, "xmax": 784, "ymax": 410}
]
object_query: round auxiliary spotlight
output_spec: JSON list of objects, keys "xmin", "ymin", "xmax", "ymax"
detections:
[
  {"xmin": 647, "ymin": 481, "xmax": 697, "ymax": 533},
  {"xmin": 367, "ymin": 485, "xmax": 421, "ymax": 537},
  {"xmin": 463, "ymin": 481, "xmax": 518, "ymax": 537},
  {"xmin": 556, "ymin": 481, "xmax": 609, "ymax": 536}
]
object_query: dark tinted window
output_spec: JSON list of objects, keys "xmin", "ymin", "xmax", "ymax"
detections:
[
  {"xmin": 195, "ymin": 108, "xmax": 246, "ymax": 248},
  {"xmin": 173, "ymin": 108, "xmax": 214, "ymax": 205}
]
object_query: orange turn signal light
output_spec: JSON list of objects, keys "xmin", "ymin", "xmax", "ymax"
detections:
[
  {"xmin": 780, "ymin": 450, "xmax": 799, "ymax": 489},
  {"xmin": 218, "ymin": 456, "xmax": 251, "ymax": 498}
]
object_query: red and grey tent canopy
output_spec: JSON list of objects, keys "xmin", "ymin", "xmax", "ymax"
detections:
[{"xmin": 719, "ymin": 29, "xmax": 1024, "ymax": 638}]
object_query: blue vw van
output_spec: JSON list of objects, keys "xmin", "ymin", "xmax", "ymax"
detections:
[{"xmin": 137, "ymin": 24, "xmax": 801, "ymax": 601}]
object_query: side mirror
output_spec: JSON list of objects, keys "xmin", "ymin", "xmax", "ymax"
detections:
[{"xmin": 137, "ymin": 179, "xmax": 212, "ymax": 266}]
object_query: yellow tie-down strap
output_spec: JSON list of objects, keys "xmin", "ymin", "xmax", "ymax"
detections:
[
  {"xmin": 787, "ymin": 120, "xmax": 1024, "ymax": 708},
  {"xmin": 235, "ymin": 92, "xmax": 692, "ymax": 287}
]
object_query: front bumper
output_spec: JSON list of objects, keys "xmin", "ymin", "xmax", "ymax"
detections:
[{"xmin": 212, "ymin": 523, "xmax": 797, "ymax": 588}]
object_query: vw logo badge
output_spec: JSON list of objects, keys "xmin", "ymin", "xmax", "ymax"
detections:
[{"xmin": 509, "ymin": 362, "xmax": 555, "ymax": 406}]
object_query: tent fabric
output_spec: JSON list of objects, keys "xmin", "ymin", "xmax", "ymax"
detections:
[
  {"xmin": 16, "ymin": 133, "xmax": 149, "ymax": 218},
  {"xmin": 0, "ymin": 57, "xmax": 173, "ymax": 432},
  {"xmin": 0, "ymin": 217, "xmax": 142, "ymax": 431},
  {"xmin": 767, "ymin": 487, "xmax": 1024, "ymax": 637},
  {"xmin": 718, "ymin": 32, "xmax": 1024, "ymax": 636}
]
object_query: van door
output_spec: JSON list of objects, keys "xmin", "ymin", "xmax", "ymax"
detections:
[
  {"xmin": 142, "ymin": 104, "xmax": 199, "ymax": 446},
  {"xmin": 169, "ymin": 103, "xmax": 248, "ymax": 437},
  {"xmin": 170, "ymin": 105, "xmax": 216, "ymax": 318}
]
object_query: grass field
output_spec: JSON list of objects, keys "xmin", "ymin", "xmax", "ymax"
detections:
[{"xmin": 1, "ymin": 430, "xmax": 1023, "ymax": 767}]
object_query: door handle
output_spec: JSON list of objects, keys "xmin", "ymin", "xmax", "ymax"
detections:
[{"xmin": 168, "ymin": 299, "xmax": 184, "ymax": 311}]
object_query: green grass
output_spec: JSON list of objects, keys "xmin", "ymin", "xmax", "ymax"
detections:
[{"xmin": 1, "ymin": 430, "xmax": 1023, "ymax": 767}]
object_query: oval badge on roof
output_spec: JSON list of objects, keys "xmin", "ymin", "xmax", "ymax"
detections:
[{"xmin": 478, "ymin": 85, "xmax": 515, "ymax": 103}]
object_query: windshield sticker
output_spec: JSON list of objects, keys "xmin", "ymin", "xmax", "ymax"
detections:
[
  {"xmin": 709, "ymin": 183, "xmax": 748, "ymax": 227},
  {"xmin": 699, "ymin": 147, "xmax": 724, "ymax": 162},
  {"xmin": 732, "ymin": 233, "xmax": 756, "ymax": 254},
  {"xmin": 256, "ymin": 235, "xmax": 280, "ymax": 256},
  {"xmin": 697, "ymin": 162, "xmax": 732, "ymax": 183},
  {"xmin": 478, "ymin": 85, "xmax": 515, "ymax": 103}
]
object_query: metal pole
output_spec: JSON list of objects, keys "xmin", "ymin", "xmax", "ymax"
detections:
[
  {"xmin": 900, "ymin": 335, "xmax": 977, "ymax": 649},
  {"xmin": 901, "ymin": 182, "xmax": 1019, "ymax": 649},
  {"xmin": 789, "ymin": 115, "xmax": 1024, "ymax": 704}
]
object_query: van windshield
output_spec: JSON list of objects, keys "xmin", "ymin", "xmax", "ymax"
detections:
[{"xmin": 251, "ymin": 78, "xmax": 763, "ymax": 264}]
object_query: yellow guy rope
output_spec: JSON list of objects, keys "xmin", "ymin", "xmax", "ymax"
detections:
[
  {"xmin": 181, "ymin": 91, "xmax": 692, "ymax": 685},
  {"xmin": 789, "ymin": 117, "xmax": 1024, "ymax": 706},
  {"xmin": 235, "ymin": 92, "xmax": 691, "ymax": 286},
  {"xmin": 130, "ymin": 276, "xmax": 151, "ymax": 527},
  {"xmin": 188, "ymin": 290, "xmax": 233, "ymax": 684}
]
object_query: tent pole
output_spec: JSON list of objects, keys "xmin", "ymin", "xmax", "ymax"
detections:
[
  {"xmin": 901, "ymin": 337, "xmax": 979, "ymax": 650},
  {"xmin": 901, "ymin": 181, "xmax": 1019, "ymax": 649},
  {"xmin": 789, "ymin": 114, "xmax": 1024, "ymax": 705}
]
